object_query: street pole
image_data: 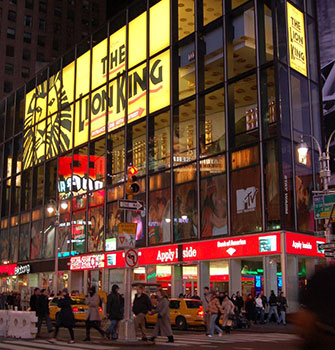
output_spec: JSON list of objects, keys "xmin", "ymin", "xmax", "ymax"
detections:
[{"xmin": 53, "ymin": 203, "xmax": 60, "ymax": 295}]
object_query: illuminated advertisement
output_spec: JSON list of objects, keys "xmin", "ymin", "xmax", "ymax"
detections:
[
  {"xmin": 70, "ymin": 254, "xmax": 105, "ymax": 271},
  {"xmin": 23, "ymin": 0, "xmax": 170, "ymax": 169},
  {"xmin": 285, "ymin": 232, "xmax": 326, "ymax": 257},
  {"xmin": 287, "ymin": 2, "xmax": 307, "ymax": 77}
]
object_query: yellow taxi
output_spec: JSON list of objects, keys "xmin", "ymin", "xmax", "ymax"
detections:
[
  {"xmin": 145, "ymin": 298, "xmax": 205, "ymax": 330},
  {"xmin": 49, "ymin": 296, "xmax": 104, "ymax": 322}
]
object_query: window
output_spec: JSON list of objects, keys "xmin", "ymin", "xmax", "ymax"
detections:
[
  {"xmin": 8, "ymin": 10, "xmax": 16, "ymax": 22},
  {"xmin": 39, "ymin": 19, "xmax": 46, "ymax": 31},
  {"xmin": 25, "ymin": 0, "xmax": 33, "ymax": 9},
  {"xmin": 39, "ymin": 1, "xmax": 46, "ymax": 13},
  {"xmin": 6, "ymin": 45, "xmax": 14, "ymax": 57},
  {"xmin": 7, "ymin": 27, "xmax": 15, "ymax": 39},
  {"xmin": 23, "ymin": 31, "xmax": 32, "ymax": 43},
  {"xmin": 24, "ymin": 15, "xmax": 33, "ymax": 27},
  {"xmin": 178, "ymin": 0, "xmax": 194, "ymax": 40},
  {"xmin": 203, "ymin": 0, "xmax": 222, "ymax": 26},
  {"xmin": 52, "ymin": 38, "xmax": 59, "ymax": 50},
  {"xmin": 54, "ymin": 23, "xmax": 61, "ymax": 34},
  {"xmin": 54, "ymin": 6, "xmax": 61, "ymax": 16},
  {"xmin": 22, "ymin": 48, "xmax": 31, "ymax": 61},
  {"xmin": 37, "ymin": 35, "xmax": 45, "ymax": 47},
  {"xmin": 22, "ymin": 67, "xmax": 30, "ymax": 78},
  {"xmin": 36, "ymin": 52, "xmax": 45, "ymax": 61},
  {"xmin": 5, "ymin": 63, "xmax": 14, "ymax": 75},
  {"xmin": 4, "ymin": 81, "xmax": 13, "ymax": 93},
  {"xmin": 169, "ymin": 300, "xmax": 181, "ymax": 309}
]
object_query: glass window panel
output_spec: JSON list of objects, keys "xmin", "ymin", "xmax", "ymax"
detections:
[
  {"xmin": 9, "ymin": 226, "xmax": 19, "ymax": 262},
  {"xmin": 231, "ymin": 145, "xmax": 259, "ymax": 170},
  {"xmin": 19, "ymin": 223, "xmax": 30, "ymax": 261},
  {"xmin": 0, "ymin": 102, "xmax": 5, "ymax": 144},
  {"xmin": 6, "ymin": 95, "xmax": 14, "ymax": 139},
  {"xmin": 62, "ymin": 61, "xmax": 75, "ymax": 105},
  {"xmin": 76, "ymin": 48, "xmax": 90, "ymax": 100},
  {"xmin": 150, "ymin": 0, "xmax": 170, "ymax": 56},
  {"xmin": 107, "ymin": 129, "xmax": 125, "ymax": 186},
  {"xmin": 73, "ymin": 146, "xmax": 89, "ymax": 196},
  {"xmin": 173, "ymin": 100, "xmax": 196, "ymax": 164},
  {"xmin": 46, "ymin": 115, "xmax": 59, "ymax": 160},
  {"xmin": 261, "ymin": 67, "xmax": 276, "ymax": 139},
  {"xmin": 89, "ymin": 138, "xmax": 105, "ymax": 188},
  {"xmin": 179, "ymin": 42, "xmax": 195, "ymax": 100},
  {"xmin": 11, "ymin": 174, "xmax": 21, "ymax": 215},
  {"xmin": 108, "ymin": 26, "xmax": 126, "ymax": 82},
  {"xmin": 21, "ymin": 169, "xmax": 32, "ymax": 211},
  {"xmin": 75, "ymin": 98, "xmax": 89, "ymax": 147},
  {"xmin": 72, "ymin": 210, "xmax": 86, "ymax": 255},
  {"xmin": 48, "ymin": 68, "xmax": 62, "ymax": 117},
  {"xmin": 229, "ymin": 0, "xmax": 249, "ymax": 11},
  {"xmin": 200, "ymin": 88, "xmax": 225, "ymax": 157},
  {"xmin": 58, "ymin": 152, "xmax": 72, "ymax": 200},
  {"xmin": 307, "ymin": 16, "xmax": 318, "ymax": 82},
  {"xmin": 35, "ymin": 120, "xmax": 46, "ymax": 164},
  {"xmin": 149, "ymin": 171, "xmax": 171, "ymax": 245},
  {"xmin": 311, "ymin": 82, "xmax": 321, "ymax": 146},
  {"xmin": 59, "ymin": 212, "xmax": 71, "ymax": 256},
  {"xmin": 4, "ymin": 141, "xmax": 13, "ymax": 179},
  {"xmin": 13, "ymin": 136, "xmax": 23, "ymax": 175},
  {"xmin": 92, "ymin": 33, "xmax": 108, "ymax": 91},
  {"xmin": 200, "ymin": 156, "xmax": 227, "ymax": 238},
  {"xmin": 15, "ymin": 88, "xmax": 25, "ymax": 134},
  {"xmin": 107, "ymin": 184, "xmax": 124, "ymax": 202},
  {"xmin": 229, "ymin": 74, "xmax": 258, "ymax": 148},
  {"xmin": 173, "ymin": 163, "xmax": 197, "ymax": 241},
  {"xmin": 128, "ymin": 120, "xmax": 146, "ymax": 176},
  {"xmin": 0, "ymin": 230, "xmax": 9, "ymax": 261},
  {"xmin": 32, "ymin": 165, "xmax": 44, "ymax": 207},
  {"xmin": 0, "ymin": 145, "xmax": 3, "ymax": 180},
  {"xmin": 59, "ymin": 103, "xmax": 74, "ymax": 153},
  {"xmin": 108, "ymin": 76, "xmax": 125, "ymax": 133},
  {"xmin": 178, "ymin": 0, "xmax": 195, "ymax": 40},
  {"xmin": 149, "ymin": 111, "xmax": 170, "ymax": 172},
  {"xmin": 227, "ymin": 6, "xmax": 256, "ymax": 78},
  {"xmin": 2, "ymin": 180, "xmax": 10, "ymax": 216},
  {"xmin": 45, "ymin": 160, "xmax": 57, "ymax": 203},
  {"xmin": 259, "ymin": 4, "xmax": 273, "ymax": 64},
  {"xmin": 203, "ymin": 0, "xmax": 222, "ymax": 26},
  {"xmin": 30, "ymin": 220, "xmax": 43, "ymax": 259},
  {"xmin": 129, "ymin": 11, "xmax": 147, "ymax": 68},
  {"xmin": 43, "ymin": 216, "xmax": 55, "ymax": 258},
  {"xmin": 106, "ymin": 201, "xmax": 124, "ymax": 250},
  {"xmin": 88, "ymin": 205, "xmax": 104, "ymax": 252},
  {"xmin": 90, "ymin": 85, "xmax": 109, "ymax": 140}
]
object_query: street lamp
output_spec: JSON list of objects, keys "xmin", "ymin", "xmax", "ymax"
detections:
[{"xmin": 47, "ymin": 199, "xmax": 68, "ymax": 294}]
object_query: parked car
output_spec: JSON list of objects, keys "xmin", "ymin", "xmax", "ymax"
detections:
[
  {"xmin": 49, "ymin": 296, "xmax": 104, "ymax": 322},
  {"xmin": 145, "ymin": 298, "xmax": 205, "ymax": 330}
]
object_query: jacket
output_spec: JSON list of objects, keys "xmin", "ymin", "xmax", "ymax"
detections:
[
  {"xmin": 29, "ymin": 294, "xmax": 38, "ymax": 312},
  {"xmin": 236, "ymin": 296, "xmax": 244, "ymax": 310},
  {"xmin": 56, "ymin": 295, "xmax": 75, "ymax": 328},
  {"xmin": 256, "ymin": 297, "xmax": 264, "ymax": 309},
  {"xmin": 36, "ymin": 294, "xmax": 49, "ymax": 317},
  {"xmin": 269, "ymin": 294, "xmax": 278, "ymax": 307},
  {"xmin": 208, "ymin": 297, "xmax": 223, "ymax": 315},
  {"xmin": 132, "ymin": 293, "xmax": 152, "ymax": 315},
  {"xmin": 202, "ymin": 293, "xmax": 210, "ymax": 312},
  {"xmin": 107, "ymin": 291, "xmax": 123, "ymax": 320},
  {"xmin": 277, "ymin": 296, "xmax": 288, "ymax": 312},
  {"xmin": 152, "ymin": 296, "xmax": 173, "ymax": 337},
  {"xmin": 85, "ymin": 293, "xmax": 101, "ymax": 321}
]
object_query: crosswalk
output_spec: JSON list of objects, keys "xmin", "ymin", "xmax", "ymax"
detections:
[{"xmin": 0, "ymin": 333, "xmax": 299, "ymax": 349}]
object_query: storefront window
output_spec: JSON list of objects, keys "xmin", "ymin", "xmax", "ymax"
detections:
[
  {"xmin": 173, "ymin": 100, "xmax": 196, "ymax": 164},
  {"xmin": 203, "ymin": 0, "xmax": 222, "ymax": 26},
  {"xmin": 149, "ymin": 171, "xmax": 171, "ymax": 245},
  {"xmin": 149, "ymin": 111, "xmax": 171, "ymax": 172},
  {"xmin": 72, "ymin": 210, "xmax": 86, "ymax": 255},
  {"xmin": 32, "ymin": 165, "xmax": 44, "ymax": 208},
  {"xmin": 229, "ymin": 74, "xmax": 258, "ymax": 148},
  {"xmin": 200, "ymin": 88, "xmax": 225, "ymax": 157},
  {"xmin": 107, "ymin": 129, "xmax": 125, "ymax": 186},
  {"xmin": 200, "ymin": 155, "xmax": 227, "ymax": 238},
  {"xmin": 178, "ymin": 42, "xmax": 195, "ymax": 100},
  {"xmin": 227, "ymin": 5, "xmax": 256, "ymax": 78},
  {"xmin": 174, "ymin": 163, "xmax": 197, "ymax": 241},
  {"xmin": 178, "ymin": 0, "xmax": 195, "ymax": 40},
  {"xmin": 43, "ymin": 216, "xmax": 55, "ymax": 258},
  {"xmin": 19, "ymin": 223, "xmax": 30, "ymax": 261},
  {"xmin": 210, "ymin": 261, "xmax": 229, "ymax": 293},
  {"xmin": 31, "ymin": 220, "xmax": 43, "ymax": 260}
]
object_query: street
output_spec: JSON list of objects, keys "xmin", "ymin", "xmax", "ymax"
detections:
[{"xmin": 0, "ymin": 325, "xmax": 302, "ymax": 350}]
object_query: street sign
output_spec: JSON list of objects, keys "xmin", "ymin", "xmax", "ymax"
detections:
[
  {"xmin": 125, "ymin": 248, "xmax": 139, "ymax": 268},
  {"xmin": 314, "ymin": 194, "xmax": 335, "ymax": 219},
  {"xmin": 118, "ymin": 223, "xmax": 137, "ymax": 234},
  {"xmin": 318, "ymin": 242, "xmax": 335, "ymax": 250},
  {"xmin": 118, "ymin": 199, "xmax": 145, "ymax": 211},
  {"xmin": 117, "ymin": 233, "xmax": 136, "ymax": 249}
]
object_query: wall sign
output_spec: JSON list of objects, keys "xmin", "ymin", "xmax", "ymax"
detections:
[
  {"xmin": 70, "ymin": 254, "xmax": 105, "ymax": 271},
  {"xmin": 0, "ymin": 264, "xmax": 17, "ymax": 276},
  {"xmin": 15, "ymin": 264, "xmax": 31, "ymax": 275},
  {"xmin": 285, "ymin": 232, "xmax": 325, "ymax": 257},
  {"xmin": 287, "ymin": 2, "xmax": 307, "ymax": 77}
]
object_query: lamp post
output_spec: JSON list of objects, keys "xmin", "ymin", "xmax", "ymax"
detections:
[{"xmin": 47, "ymin": 199, "xmax": 68, "ymax": 294}]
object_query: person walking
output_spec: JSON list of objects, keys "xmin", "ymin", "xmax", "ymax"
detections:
[
  {"xmin": 106, "ymin": 284, "xmax": 123, "ymax": 340},
  {"xmin": 149, "ymin": 289, "xmax": 174, "ymax": 343},
  {"xmin": 277, "ymin": 292, "xmax": 288, "ymax": 325},
  {"xmin": 29, "ymin": 288, "xmax": 40, "ymax": 313},
  {"xmin": 267, "ymin": 290, "xmax": 280, "ymax": 324},
  {"xmin": 84, "ymin": 286, "xmax": 105, "ymax": 341},
  {"xmin": 48, "ymin": 288, "xmax": 75, "ymax": 344},
  {"xmin": 235, "ymin": 292, "xmax": 244, "ymax": 314},
  {"xmin": 133, "ymin": 285, "xmax": 152, "ymax": 341},
  {"xmin": 36, "ymin": 289, "xmax": 53, "ymax": 335},
  {"xmin": 222, "ymin": 294, "xmax": 235, "ymax": 334},
  {"xmin": 207, "ymin": 292, "xmax": 223, "ymax": 337},
  {"xmin": 202, "ymin": 287, "xmax": 210, "ymax": 335},
  {"xmin": 245, "ymin": 294, "xmax": 256, "ymax": 323},
  {"xmin": 255, "ymin": 293, "xmax": 265, "ymax": 324}
]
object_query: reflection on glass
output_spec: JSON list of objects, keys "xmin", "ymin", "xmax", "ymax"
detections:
[
  {"xmin": 19, "ymin": 223, "xmax": 30, "ymax": 261},
  {"xmin": 178, "ymin": 0, "xmax": 194, "ymax": 40},
  {"xmin": 88, "ymin": 205, "xmax": 104, "ymax": 252},
  {"xmin": 89, "ymin": 138, "xmax": 106, "ymax": 186},
  {"xmin": 129, "ymin": 120, "xmax": 146, "ymax": 176},
  {"xmin": 9, "ymin": 226, "xmax": 19, "ymax": 262},
  {"xmin": 203, "ymin": 0, "xmax": 222, "ymax": 26},
  {"xmin": 59, "ymin": 213, "xmax": 71, "ymax": 256},
  {"xmin": 43, "ymin": 217, "xmax": 55, "ymax": 258},
  {"xmin": 31, "ymin": 220, "xmax": 43, "ymax": 260},
  {"xmin": 72, "ymin": 146, "xmax": 89, "ymax": 196},
  {"xmin": 107, "ymin": 129, "xmax": 125, "ymax": 185},
  {"xmin": 72, "ymin": 210, "xmax": 86, "ymax": 255},
  {"xmin": 0, "ymin": 230, "xmax": 8, "ymax": 260},
  {"xmin": 179, "ymin": 42, "xmax": 195, "ymax": 100},
  {"xmin": 107, "ymin": 201, "xmax": 124, "ymax": 250},
  {"xmin": 262, "ymin": 5, "xmax": 274, "ymax": 63},
  {"xmin": 33, "ymin": 165, "xmax": 44, "ymax": 207},
  {"xmin": 261, "ymin": 67, "xmax": 276, "ymax": 138},
  {"xmin": 230, "ymin": 0, "xmax": 249, "ymax": 11}
]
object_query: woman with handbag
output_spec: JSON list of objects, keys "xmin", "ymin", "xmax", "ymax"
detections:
[
  {"xmin": 207, "ymin": 292, "xmax": 224, "ymax": 337},
  {"xmin": 149, "ymin": 289, "xmax": 174, "ymax": 343},
  {"xmin": 222, "ymin": 294, "xmax": 235, "ymax": 334}
]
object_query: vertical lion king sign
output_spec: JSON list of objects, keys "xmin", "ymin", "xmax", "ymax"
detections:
[{"xmin": 287, "ymin": 2, "xmax": 307, "ymax": 77}]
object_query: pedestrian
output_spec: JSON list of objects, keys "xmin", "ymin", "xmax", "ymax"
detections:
[
  {"xmin": 255, "ymin": 293, "xmax": 265, "ymax": 324},
  {"xmin": 207, "ymin": 292, "xmax": 223, "ymax": 337},
  {"xmin": 192, "ymin": 291, "xmax": 201, "ymax": 300},
  {"xmin": 245, "ymin": 294, "xmax": 256, "ymax": 323},
  {"xmin": 277, "ymin": 292, "xmax": 288, "ymax": 325},
  {"xmin": 236, "ymin": 291, "xmax": 244, "ymax": 314},
  {"xmin": 222, "ymin": 294, "xmax": 235, "ymax": 334},
  {"xmin": 36, "ymin": 289, "xmax": 54, "ymax": 335},
  {"xmin": 202, "ymin": 286, "xmax": 211, "ymax": 335},
  {"xmin": 133, "ymin": 284, "xmax": 152, "ymax": 341},
  {"xmin": 48, "ymin": 288, "xmax": 75, "ymax": 344},
  {"xmin": 149, "ymin": 289, "xmax": 174, "ymax": 343},
  {"xmin": 267, "ymin": 290, "xmax": 280, "ymax": 324},
  {"xmin": 30, "ymin": 288, "xmax": 40, "ymax": 313},
  {"xmin": 14, "ymin": 292, "xmax": 21, "ymax": 310},
  {"xmin": 84, "ymin": 286, "xmax": 105, "ymax": 341},
  {"xmin": 106, "ymin": 284, "xmax": 123, "ymax": 340},
  {"xmin": 260, "ymin": 291, "xmax": 268, "ymax": 312},
  {"xmin": 0, "ymin": 293, "xmax": 5, "ymax": 310}
]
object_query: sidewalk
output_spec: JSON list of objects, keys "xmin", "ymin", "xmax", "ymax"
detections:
[{"xmin": 234, "ymin": 322, "xmax": 297, "ymax": 334}]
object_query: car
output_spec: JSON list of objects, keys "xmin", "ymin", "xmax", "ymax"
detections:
[
  {"xmin": 145, "ymin": 298, "xmax": 205, "ymax": 330},
  {"xmin": 49, "ymin": 296, "xmax": 104, "ymax": 322}
]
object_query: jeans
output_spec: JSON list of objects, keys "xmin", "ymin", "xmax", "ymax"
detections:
[
  {"xmin": 255, "ymin": 307, "xmax": 264, "ymax": 323},
  {"xmin": 267, "ymin": 306, "xmax": 279, "ymax": 323},
  {"xmin": 37, "ymin": 314, "xmax": 53, "ymax": 333},
  {"xmin": 209, "ymin": 314, "xmax": 223, "ymax": 336},
  {"xmin": 86, "ymin": 320, "xmax": 105, "ymax": 339},
  {"xmin": 107, "ymin": 319, "xmax": 118, "ymax": 339},
  {"xmin": 279, "ymin": 311, "xmax": 286, "ymax": 325},
  {"xmin": 54, "ymin": 326, "xmax": 74, "ymax": 341}
]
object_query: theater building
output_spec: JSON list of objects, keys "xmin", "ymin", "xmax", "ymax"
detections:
[{"xmin": 0, "ymin": 0, "xmax": 324, "ymax": 311}]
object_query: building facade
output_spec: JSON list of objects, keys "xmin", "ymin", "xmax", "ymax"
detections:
[{"xmin": 0, "ymin": 0, "xmax": 324, "ymax": 312}]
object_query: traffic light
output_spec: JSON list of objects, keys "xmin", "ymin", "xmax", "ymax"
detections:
[{"xmin": 126, "ymin": 166, "xmax": 140, "ymax": 199}]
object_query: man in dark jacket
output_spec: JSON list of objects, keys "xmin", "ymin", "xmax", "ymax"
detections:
[
  {"xmin": 106, "ymin": 284, "xmax": 123, "ymax": 340},
  {"xmin": 133, "ymin": 285, "xmax": 152, "ymax": 341},
  {"xmin": 277, "ymin": 292, "xmax": 288, "ymax": 325},
  {"xmin": 267, "ymin": 290, "xmax": 279, "ymax": 324},
  {"xmin": 236, "ymin": 291, "xmax": 244, "ymax": 314},
  {"xmin": 36, "ymin": 289, "xmax": 54, "ymax": 335},
  {"xmin": 30, "ymin": 288, "xmax": 40, "ymax": 312}
]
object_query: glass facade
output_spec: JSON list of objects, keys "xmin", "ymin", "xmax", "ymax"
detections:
[{"xmin": 0, "ymin": 0, "xmax": 321, "ymax": 265}]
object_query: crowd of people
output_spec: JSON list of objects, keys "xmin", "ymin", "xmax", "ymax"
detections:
[{"xmin": 0, "ymin": 291, "xmax": 22, "ymax": 310}]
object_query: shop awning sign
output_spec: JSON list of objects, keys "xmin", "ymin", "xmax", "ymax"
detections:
[{"xmin": 15, "ymin": 264, "xmax": 31, "ymax": 275}]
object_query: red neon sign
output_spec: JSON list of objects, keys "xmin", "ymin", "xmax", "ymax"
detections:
[
  {"xmin": 285, "ymin": 232, "xmax": 325, "ymax": 257},
  {"xmin": 138, "ymin": 245, "xmax": 179, "ymax": 265},
  {"xmin": 0, "ymin": 264, "xmax": 17, "ymax": 276},
  {"xmin": 70, "ymin": 254, "xmax": 105, "ymax": 271}
]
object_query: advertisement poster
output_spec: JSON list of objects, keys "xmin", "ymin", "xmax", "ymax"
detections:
[
  {"xmin": 88, "ymin": 206, "xmax": 104, "ymax": 252},
  {"xmin": 30, "ymin": 221, "xmax": 43, "ymax": 260}
]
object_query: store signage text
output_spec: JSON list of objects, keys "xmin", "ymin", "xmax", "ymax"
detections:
[
  {"xmin": 70, "ymin": 254, "xmax": 105, "ymax": 271},
  {"xmin": 286, "ymin": 232, "xmax": 325, "ymax": 257},
  {"xmin": 15, "ymin": 264, "xmax": 31, "ymax": 275},
  {"xmin": 0, "ymin": 264, "xmax": 17, "ymax": 276}
]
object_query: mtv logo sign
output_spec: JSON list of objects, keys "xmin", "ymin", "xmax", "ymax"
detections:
[{"xmin": 236, "ymin": 187, "xmax": 258, "ymax": 214}]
